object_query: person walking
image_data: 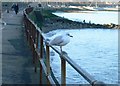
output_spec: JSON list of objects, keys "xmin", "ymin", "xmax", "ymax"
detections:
[{"xmin": 12, "ymin": 3, "xmax": 19, "ymax": 14}]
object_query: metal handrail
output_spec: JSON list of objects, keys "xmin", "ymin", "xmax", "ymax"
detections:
[{"xmin": 23, "ymin": 7, "xmax": 106, "ymax": 86}]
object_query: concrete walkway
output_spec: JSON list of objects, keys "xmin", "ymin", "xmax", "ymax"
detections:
[{"xmin": 2, "ymin": 9, "xmax": 40, "ymax": 84}]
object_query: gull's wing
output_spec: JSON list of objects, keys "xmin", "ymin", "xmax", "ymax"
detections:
[{"xmin": 50, "ymin": 35, "xmax": 63, "ymax": 46}]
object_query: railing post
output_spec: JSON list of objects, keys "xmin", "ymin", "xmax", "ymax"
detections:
[
  {"xmin": 34, "ymin": 30, "xmax": 39, "ymax": 73},
  {"xmin": 33, "ymin": 26, "xmax": 36, "ymax": 43},
  {"xmin": 61, "ymin": 57, "xmax": 66, "ymax": 86},
  {"xmin": 46, "ymin": 44, "xmax": 50, "ymax": 85},
  {"xmin": 30, "ymin": 24, "xmax": 35, "ymax": 64},
  {"xmin": 34, "ymin": 30, "xmax": 39, "ymax": 72},
  {"xmin": 34, "ymin": 27, "xmax": 37, "ymax": 73},
  {"xmin": 40, "ymin": 35, "xmax": 43, "ymax": 84},
  {"xmin": 26, "ymin": 20, "xmax": 29, "ymax": 41},
  {"xmin": 36, "ymin": 30, "xmax": 39, "ymax": 48},
  {"xmin": 46, "ymin": 45, "xmax": 50, "ymax": 75},
  {"xmin": 35, "ymin": 30, "xmax": 39, "ymax": 73},
  {"xmin": 28, "ymin": 22, "xmax": 31, "ymax": 48},
  {"xmin": 27, "ymin": 21, "xmax": 30, "ymax": 45}
]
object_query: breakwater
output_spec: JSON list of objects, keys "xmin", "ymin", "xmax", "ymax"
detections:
[{"xmin": 28, "ymin": 7, "xmax": 120, "ymax": 33}]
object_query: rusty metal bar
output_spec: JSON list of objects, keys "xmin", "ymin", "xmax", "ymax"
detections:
[
  {"xmin": 46, "ymin": 45, "xmax": 50, "ymax": 75},
  {"xmin": 40, "ymin": 63, "xmax": 42, "ymax": 84},
  {"xmin": 46, "ymin": 45, "xmax": 50, "ymax": 85},
  {"xmin": 33, "ymin": 26, "xmax": 36, "ymax": 43},
  {"xmin": 40, "ymin": 35, "xmax": 43, "ymax": 58},
  {"xmin": 32, "ymin": 26, "xmax": 37, "ymax": 73},
  {"xmin": 61, "ymin": 58, "xmax": 66, "ymax": 86},
  {"xmin": 36, "ymin": 30, "xmax": 39, "ymax": 48},
  {"xmin": 34, "ymin": 30, "xmax": 39, "ymax": 73},
  {"xmin": 40, "ymin": 34, "xmax": 43, "ymax": 84}
]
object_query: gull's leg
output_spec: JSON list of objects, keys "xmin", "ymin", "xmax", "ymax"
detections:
[{"xmin": 60, "ymin": 46, "xmax": 62, "ymax": 53}]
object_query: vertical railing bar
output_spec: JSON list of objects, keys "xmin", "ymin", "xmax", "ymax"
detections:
[
  {"xmin": 35, "ymin": 30, "xmax": 39, "ymax": 73},
  {"xmin": 28, "ymin": 20, "xmax": 30, "ymax": 43},
  {"xmin": 31, "ymin": 24, "xmax": 35, "ymax": 64},
  {"xmin": 40, "ymin": 62, "xmax": 42, "ymax": 84},
  {"xmin": 29, "ymin": 21, "xmax": 31, "ymax": 48},
  {"xmin": 32, "ymin": 24, "xmax": 35, "ymax": 43},
  {"xmin": 31, "ymin": 24, "xmax": 33, "ymax": 42},
  {"xmin": 34, "ymin": 26, "xmax": 36, "ymax": 43},
  {"xmin": 30, "ymin": 22, "xmax": 32, "ymax": 39},
  {"xmin": 36, "ymin": 30, "xmax": 39, "ymax": 48},
  {"xmin": 40, "ymin": 35, "xmax": 43, "ymax": 58},
  {"xmin": 46, "ymin": 45, "xmax": 50, "ymax": 75},
  {"xmin": 61, "ymin": 57, "xmax": 66, "ymax": 86},
  {"xmin": 26, "ymin": 19, "xmax": 29, "ymax": 44},
  {"xmin": 26, "ymin": 20, "xmax": 28, "ymax": 41},
  {"xmin": 40, "ymin": 34, "xmax": 43, "ymax": 84},
  {"xmin": 33, "ymin": 25, "xmax": 37, "ymax": 73},
  {"xmin": 24, "ymin": 16, "xmax": 28, "ymax": 41},
  {"xmin": 46, "ymin": 45, "xmax": 50, "ymax": 85}
]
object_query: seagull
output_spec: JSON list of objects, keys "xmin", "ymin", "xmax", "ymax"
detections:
[{"xmin": 49, "ymin": 33, "xmax": 73, "ymax": 53}]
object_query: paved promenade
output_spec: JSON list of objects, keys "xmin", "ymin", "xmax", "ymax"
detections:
[{"xmin": 2, "ymin": 9, "xmax": 40, "ymax": 84}]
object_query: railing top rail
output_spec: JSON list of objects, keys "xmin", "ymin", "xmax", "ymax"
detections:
[{"xmin": 24, "ymin": 7, "xmax": 105, "ymax": 86}]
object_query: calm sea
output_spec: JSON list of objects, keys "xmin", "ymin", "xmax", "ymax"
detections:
[{"xmin": 53, "ymin": 11, "xmax": 118, "ymax": 25}]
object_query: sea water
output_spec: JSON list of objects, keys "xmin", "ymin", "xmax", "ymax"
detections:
[
  {"xmin": 53, "ymin": 11, "xmax": 118, "ymax": 25},
  {"xmin": 48, "ymin": 29, "xmax": 118, "ymax": 84}
]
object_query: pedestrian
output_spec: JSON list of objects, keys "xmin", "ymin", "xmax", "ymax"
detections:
[
  {"xmin": 11, "ymin": 3, "xmax": 15, "ymax": 10},
  {"xmin": 89, "ymin": 21, "xmax": 91, "ymax": 24},
  {"xmin": 12, "ymin": 3, "xmax": 19, "ymax": 14},
  {"xmin": 83, "ymin": 20, "xmax": 86, "ymax": 23}
]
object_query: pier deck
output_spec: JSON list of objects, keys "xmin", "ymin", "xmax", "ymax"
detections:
[{"xmin": 2, "ymin": 9, "xmax": 41, "ymax": 84}]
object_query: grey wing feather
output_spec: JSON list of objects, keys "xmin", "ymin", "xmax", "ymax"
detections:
[{"xmin": 50, "ymin": 35, "xmax": 63, "ymax": 45}]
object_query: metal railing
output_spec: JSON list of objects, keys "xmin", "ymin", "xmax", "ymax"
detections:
[{"xmin": 23, "ymin": 7, "xmax": 106, "ymax": 86}]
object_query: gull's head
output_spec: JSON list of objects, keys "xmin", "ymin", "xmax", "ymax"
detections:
[{"xmin": 66, "ymin": 33, "xmax": 73, "ymax": 37}]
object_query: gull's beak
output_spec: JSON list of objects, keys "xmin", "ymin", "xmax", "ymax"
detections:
[
  {"xmin": 70, "ymin": 35, "xmax": 73, "ymax": 37},
  {"xmin": 68, "ymin": 34, "xmax": 73, "ymax": 37}
]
